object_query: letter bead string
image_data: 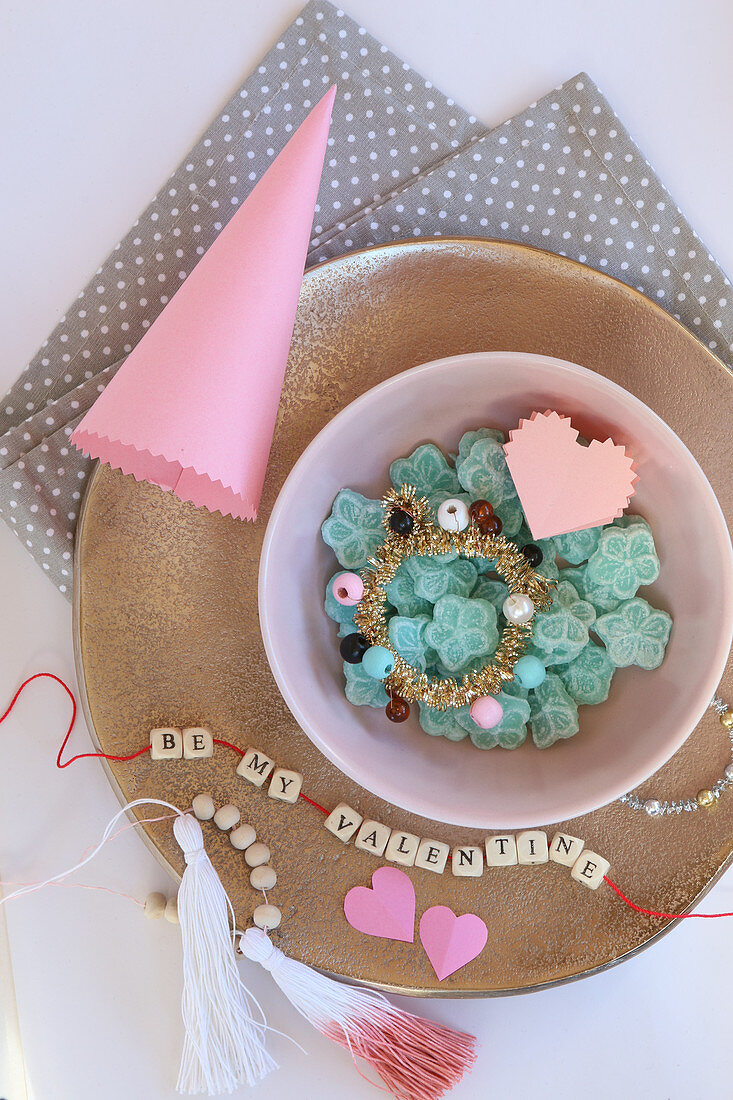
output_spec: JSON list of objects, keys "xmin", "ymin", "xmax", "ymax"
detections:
[{"xmin": 5, "ymin": 673, "xmax": 733, "ymax": 922}]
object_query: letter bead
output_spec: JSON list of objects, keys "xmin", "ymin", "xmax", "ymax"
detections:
[
  {"xmin": 549, "ymin": 832, "xmax": 585, "ymax": 868},
  {"xmin": 213, "ymin": 804, "xmax": 241, "ymax": 831},
  {"xmin": 354, "ymin": 820, "xmax": 391, "ymax": 857},
  {"xmin": 485, "ymin": 834, "xmax": 518, "ymax": 867},
  {"xmin": 182, "ymin": 726, "xmax": 213, "ymax": 759},
  {"xmin": 517, "ymin": 830, "xmax": 549, "ymax": 865},
  {"xmin": 149, "ymin": 727, "xmax": 182, "ymax": 760},
  {"xmin": 571, "ymin": 850, "xmax": 610, "ymax": 890},
  {"xmin": 414, "ymin": 838, "xmax": 450, "ymax": 874},
  {"xmin": 268, "ymin": 767, "xmax": 303, "ymax": 804},
  {"xmin": 236, "ymin": 747, "xmax": 275, "ymax": 787},
  {"xmin": 324, "ymin": 802, "xmax": 363, "ymax": 843},
  {"xmin": 385, "ymin": 831, "xmax": 420, "ymax": 867},
  {"xmin": 451, "ymin": 845, "xmax": 484, "ymax": 877},
  {"xmin": 192, "ymin": 793, "xmax": 215, "ymax": 821}
]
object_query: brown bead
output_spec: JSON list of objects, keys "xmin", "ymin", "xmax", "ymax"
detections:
[
  {"xmin": 386, "ymin": 695, "xmax": 410, "ymax": 723},
  {"xmin": 479, "ymin": 513, "xmax": 503, "ymax": 536},
  {"xmin": 469, "ymin": 499, "xmax": 494, "ymax": 526}
]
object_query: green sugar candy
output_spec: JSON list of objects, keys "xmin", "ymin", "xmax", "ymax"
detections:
[
  {"xmin": 343, "ymin": 661, "xmax": 389, "ymax": 708},
  {"xmin": 557, "ymin": 641, "xmax": 616, "ymax": 705},
  {"xmin": 456, "ymin": 427, "xmax": 506, "ymax": 462},
  {"xmin": 406, "ymin": 553, "xmax": 478, "ymax": 602},
  {"xmin": 531, "ymin": 580, "xmax": 595, "ymax": 666},
  {"xmin": 390, "ymin": 443, "xmax": 462, "ymax": 498},
  {"xmin": 585, "ymin": 520, "xmax": 660, "ymax": 602},
  {"xmin": 425, "ymin": 595, "xmax": 499, "ymax": 674},
  {"xmin": 322, "ymin": 489, "xmax": 385, "ymax": 570},
  {"xmin": 595, "ymin": 597, "xmax": 672, "ymax": 669},
  {"xmin": 456, "ymin": 437, "xmax": 519, "ymax": 507},
  {"xmin": 471, "ymin": 575, "xmax": 508, "ymax": 613},
  {"xmin": 384, "ymin": 560, "xmax": 434, "ymax": 617},
  {"xmin": 418, "ymin": 703, "xmax": 469, "ymax": 742},
  {"xmin": 559, "ymin": 563, "xmax": 620, "ymax": 613},
  {"xmin": 553, "ymin": 526, "xmax": 603, "ymax": 565},
  {"xmin": 388, "ymin": 614, "xmax": 436, "ymax": 672},
  {"xmin": 529, "ymin": 673, "xmax": 580, "ymax": 748}
]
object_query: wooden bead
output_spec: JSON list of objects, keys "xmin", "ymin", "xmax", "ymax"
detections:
[
  {"xmin": 244, "ymin": 842, "xmax": 271, "ymax": 868},
  {"xmin": 213, "ymin": 804, "xmax": 241, "ymax": 831},
  {"xmin": 517, "ymin": 830, "xmax": 549, "ymax": 865},
  {"xmin": 324, "ymin": 802, "xmax": 363, "ymax": 843},
  {"xmin": 451, "ymin": 845, "xmax": 484, "ymax": 877},
  {"xmin": 268, "ymin": 767, "xmax": 303, "ymax": 803},
  {"xmin": 144, "ymin": 891, "xmax": 167, "ymax": 919},
  {"xmin": 385, "ymin": 831, "xmax": 420, "ymax": 867},
  {"xmin": 571, "ymin": 850, "xmax": 610, "ymax": 890},
  {"xmin": 485, "ymin": 834, "xmax": 518, "ymax": 867},
  {"xmin": 182, "ymin": 726, "xmax": 213, "ymax": 759},
  {"xmin": 253, "ymin": 903, "xmax": 282, "ymax": 930},
  {"xmin": 149, "ymin": 727, "xmax": 182, "ymax": 760},
  {"xmin": 549, "ymin": 832, "xmax": 584, "ymax": 868},
  {"xmin": 192, "ymin": 793, "xmax": 215, "ymax": 821},
  {"xmin": 236, "ymin": 747, "xmax": 275, "ymax": 787},
  {"xmin": 230, "ymin": 823, "xmax": 256, "ymax": 850},
  {"xmin": 354, "ymin": 819, "xmax": 391, "ymax": 857},
  {"xmin": 250, "ymin": 865, "xmax": 277, "ymax": 890},
  {"xmin": 165, "ymin": 896, "xmax": 179, "ymax": 924},
  {"xmin": 414, "ymin": 838, "xmax": 450, "ymax": 874}
]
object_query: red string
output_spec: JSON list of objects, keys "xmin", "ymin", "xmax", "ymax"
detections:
[
  {"xmin": 212, "ymin": 737, "xmax": 245, "ymax": 757},
  {"xmin": 604, "ymin": 875, "xmax": 733, "ymax": 919},
  {"xmin": 299, "ymin": 792, "xmax": 329, "ymax": 815}
]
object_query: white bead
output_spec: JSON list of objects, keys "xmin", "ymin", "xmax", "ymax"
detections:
[
  {"xmin": 516, "ymin": 830, "xmax": 549, "ymax": 865},
  {"xmin": 571, "ymin": 850, "xmax": 610, "ymax": 890},
  {"xmin": 244, "ymin": 842, "xmax": 271, "ymax": 867},
  {"xmin": 213, "ymin": 804, "xmax": 240, "ymax": 830},
  {"xmin": 725, "ymin": 764, "xmax": 733, "ymax": 781},
  {"xmin": 182, "ymin": 726, "xmax": 213, "ymax": 759},
  {"xmin": 502, "ymin": 594, "xmax": 535, "ymax": 624},
  {"xmin": 437, "ymin": 498, "xmax": 470, "ymax": 532},
  {"xmin": 230, "ymin": 823, "xmax": 256, "ymax": 850},
  {"xmin": 549, "ymin": 832, "xmax": 584, "ymax": 867},
  {"xmin": 253, "ymin": 903, "xmax": 281, "ymax": 930},
  {"xmin": 192, "ymin": 793, "xmax": 215, "ymax": 821},
  {"xmin": 165, "ymin": 896, "xmax": 179, "ymax": 924},
  {"xmin": 268, "ymin": 767, "xmax": 303, "ymax": 803},
  {"xmin": 149, "ymin": 727, "xmax": 182, "ymax": 760},
  {"xmin": 354, "ymin": 819, "xmax": 391, "ymax": 857},
  {"xmin": 250, "ymin": 865, "xmax": 277, "ymax": 890},
  {"xmin": 236, "ymin": 747, "xmax": 275, "ymax": 787},
  {"xmin": 644, "ymin": 798, "xmax": 662, "ymax": 816},
  {"xmin": 384, "ymin": 831, "xmax": 420, "ymax": 867},
  {"xmin": 414, "ymin": 838, "xmax": 450, "ymax": 874},
  {"xmin": 451, "ymin": 845, "xmax": 484, "ymax": 877},
  {"xmin": 485, "ymin": 834, "xmax": 518, "ymax": 867},
  {"xmin": 144, "ymin": 891, "xmax": 166, "ymax": 919},
  {"xmin": 323, "ymin": 802, "xmax": 363, "ymax": 843}
]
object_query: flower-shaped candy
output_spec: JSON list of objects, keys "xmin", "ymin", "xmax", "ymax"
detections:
[
  {"xmin": 595, "ymin": 598, "xmax": 672, "ymax": 669},
  {"xmin": 471, "ymin": 575, "xmax": 508, "ymax": 613},
  {"xmin": 390, "ymin": 443, "xmax": 462, "ymax": 498},
  {"xmin": 457, "ymin": 689, "xmax": 530, "ymax": 750},
  {"xmin": 321, "ymin": 490, "xmax": 385, "ymax": 570},
  {"xmin": 553, "ymin": 526, "xmax": 602, "ymax": 565},
  {"xmin": 343, "ymin": 660, "xmax": 389, "ymax": 707},
  {"xmin": 388, "ymin": 614, "xmax": 436, "ymax": 672},
  {"xmin": 406, "ymin": 553, "xmax": 478, "ymax": 602},
  {"xmin": 456, "ymin": 427, "xmax": 506, "ymax": 462},
  {"xmin": 425, "ymin": 595, "xmax": 499, "ymax": 674},
  {"xmin": 585, "ymin": 519, "xmax": 660, "ymax": 602},
  {"xmin": 384, "ymin": 560, "xmax": 435, "ymax": 618},
  {"xmin": 559, "ymin": 564, "xmax": 620, "ymax": 613},
  {"xmin": 531, "ymin": 580, "xmax": 595, "ymax": 666},
  {"xmin": 557, "ymin": 641, "xmax": 615, "ymax": 705},
  {"xmin": 456, "ymin": 437, "xmax": 524, "ymax": 536},
  {"xmin": 418, "ymin": 703, "xmax": 469, "ymax": 742},
  {"xmin": 529, "ymin": 673, "xmax": 580, "ymax": 748}
]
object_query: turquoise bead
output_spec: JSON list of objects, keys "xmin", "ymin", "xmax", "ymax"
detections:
[
  {"xmin": 362, "ymin": 645, "xmax": 396, "ymax": 680},
  {"xmin": 513, "ymin": 655, "xmax": 546, "ymax": 689}
]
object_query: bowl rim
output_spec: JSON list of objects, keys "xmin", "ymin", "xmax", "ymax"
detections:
[{"xmin": 259, "ymin": 350, "xmax": 733, "ymax": 827}]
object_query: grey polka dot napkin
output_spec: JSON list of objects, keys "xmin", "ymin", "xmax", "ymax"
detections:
[{"xmin": 2, "ymin": 0, "xmax": 730, "ymax": 597}]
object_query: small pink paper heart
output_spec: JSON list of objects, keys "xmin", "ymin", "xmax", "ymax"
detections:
[
  {"xmin": 344, "ymin": 866, "xmax": 415, "ymax": 943},
  {"xmin": 419, "ymin": 905, "xmax": 488, "ymax": 981},
  {"xmin": 503, "ymin": 410, "xmax": 637, "ymax": 540}
]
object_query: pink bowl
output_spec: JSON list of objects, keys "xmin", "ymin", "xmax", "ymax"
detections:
[{"xmin": 259, "ymin": 352, "xmax": 733, "ymax": 828}]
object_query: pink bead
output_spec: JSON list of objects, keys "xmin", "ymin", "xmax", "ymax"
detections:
[
  {"xmin": 469, "ymin": 695, "xmax": 503, "ymax": 730},
  {"xmin": 331, "ymin": 572, "xmax": 365, "ymax": 606}
]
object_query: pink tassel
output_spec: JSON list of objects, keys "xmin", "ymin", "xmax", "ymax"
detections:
[{"xmin": 240, "ymin": 927, "xmax": 476, "ymax": 1100}]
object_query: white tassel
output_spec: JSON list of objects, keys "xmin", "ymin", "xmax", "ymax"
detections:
[
  {"xmin": 240, "ymin": 927, "xmax": 476, "ymax": 1100},
  {"xmin": 172, "ymin": 813, "xmax": 277, "ymax": 1094}
]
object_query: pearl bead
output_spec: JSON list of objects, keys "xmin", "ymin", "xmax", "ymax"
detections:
[
  {"xmin": 725, "ymin": 763, "xmax": 733, "ymax": 781},
  {"xmin": 469, "ymin": 695, "xmax": 503, "ymax": 730},
  {"xmin": 721, "ymin": 710, "xmax": 733, "ymax": 730},
  {"xmin": 644, "ymin": 798, "xmax": 662, "ymax": 816},
  {"xmin": 385, "ymin": 695, "xmax": 410, "ymax": 722},
  {"xmin": 503, "ymin": 594, "xmax": 535, "ymax": 624},
  {"xmin": 521, "ymin": 543, "xmax": 543, "ymax": 567},
  {"xmin": 253, "ymin": 903, "xmax": 282, "ymax": 930},
  {"xmin": 696, "ymin": 788, "xmax": 715, "ymax": 807},
  {"xmin": 437, "ymin": 498, "xmax": 470, "ymax": 532},
  {"xmin": 339, "ymin": 633, "xmax": 370, "ymax": 664},
  {"xmin": 469, "ymin": 499, "xmax": 493, "ymax": 525},
  {"xmin": 388, "ymin": 508, "xmax": 414, "ymax": 536},
  {"xmin": 192, "ymin": 793, "xmax": 215, "ymax": 821},
  {"xmin": 362, "ymin": 645, "xmax": 395, "ymax": 680},
  {"xmin": 331, "ymin": 572, "xmax": 364, "ymax": 606},
  {"xmin": 513, "ymin": 655, "xmax": 546, "ymax": 689}
]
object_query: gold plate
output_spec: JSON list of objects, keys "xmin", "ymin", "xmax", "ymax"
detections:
[{"xmin": 74, "ymin": 238, "xmax": 732, "ymax": 996}]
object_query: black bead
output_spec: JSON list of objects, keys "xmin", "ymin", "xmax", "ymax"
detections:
[
  {"xmin": 388, "ymin": 508, "xmax": 415, "ymax": 536},
  {"xmin": 521, "ymin": 542, "xmax": 543, "ymax": 567},
  {"xmin": 339, "ymin": 633, "xmax": 370, "ymax": 664}
]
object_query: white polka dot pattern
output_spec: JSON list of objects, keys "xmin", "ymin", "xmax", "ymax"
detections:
[{"xmin": 0, "ymin": 1, "xmax": 730, "ymax": 597}]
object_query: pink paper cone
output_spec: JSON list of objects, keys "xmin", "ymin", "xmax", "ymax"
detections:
[{"xmin": 72, "ymin": 85, "xmax": 336, "ymax": 520}]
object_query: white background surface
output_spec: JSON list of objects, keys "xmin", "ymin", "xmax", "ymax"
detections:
[{"xmin": 1, "ymin": 2, "xmax": 732, "ymax": 1098}]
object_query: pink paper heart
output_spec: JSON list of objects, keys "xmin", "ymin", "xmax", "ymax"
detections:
[
  {"xmin": 503, "ymin": 410, "xmax": 637, "ymax": 540},
  {"xmin": 419, "ymin": 905, "xmax": 488, "ymax": 981},
  {"xmin": 344, "ymin": 866, "xmax": 415, "ymax": 943}
]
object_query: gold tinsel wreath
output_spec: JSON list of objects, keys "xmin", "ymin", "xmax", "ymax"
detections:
[{"xmin": 352, "ymin": 485, "xmax": 555, "ymax": 710}]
